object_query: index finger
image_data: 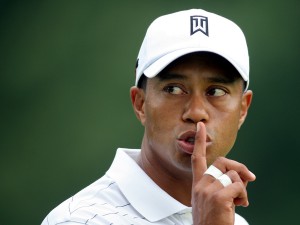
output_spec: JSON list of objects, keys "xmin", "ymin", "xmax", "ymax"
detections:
[{"xmin": 191, "ymin": 122, "xmax": 207, "ymax": 184}]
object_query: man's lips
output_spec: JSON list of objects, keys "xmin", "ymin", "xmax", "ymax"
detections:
[{"xmin": 176, "ymin": 130, "xmax": 211, "ymax": 154}]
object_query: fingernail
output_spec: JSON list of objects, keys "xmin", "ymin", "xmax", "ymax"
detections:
[
  {"xmin": 197, "ymin": 122, "xmax": 201, "ymax": 132},
  {"xmin": 250, "ymin": 171, "xmax": 256, "ymax": 179},
  {"xmin": 246, "ymin": 200, "xmax": 249, "ymax": 207},
  {"xmin": 243, "ymin": 201, "xmax": 249, "ymax": 207}
]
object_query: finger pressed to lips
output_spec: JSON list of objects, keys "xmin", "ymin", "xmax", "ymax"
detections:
[{"xmin": 191, "ymin": 122, "xmax": 208, "ymax": 183}]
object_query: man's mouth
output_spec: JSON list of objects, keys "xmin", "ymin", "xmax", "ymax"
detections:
[
  {"xmin": 177, "ymin": 130, "xmax": 197, "ymax": 154},
  {"xmin": 177, "ymin": 130, "xmax": 211, "ymax": 154},
  {"xmin": 186, "ymin": 137, "xmax": 195, "ymax": 144}
]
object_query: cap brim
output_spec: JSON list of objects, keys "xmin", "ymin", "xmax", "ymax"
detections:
[{"xmin": 143, "ymin": 47, "xmax": 249, "ymax": 90}]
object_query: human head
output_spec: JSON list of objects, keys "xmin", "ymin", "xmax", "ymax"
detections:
[
  {"xmin": 130, "ymin": 9, "xmax": 252, "ymax": 172},
  {"xmin": 135, "ymin": 9, "xmax": 249, "ymax": 90},
  {"xmin": 131, "ymin": 51, "xmax": 252, "ymax": 172}
]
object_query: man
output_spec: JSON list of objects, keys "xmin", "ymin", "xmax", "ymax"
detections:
[{"xmin": 42, "ymin": 8, "xmax": 256, "ymax": 225}]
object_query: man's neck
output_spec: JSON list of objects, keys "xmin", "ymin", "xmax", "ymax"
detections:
[{"xmin": 136, "ymin": 144, "xmax": 193, "ymax": 206}]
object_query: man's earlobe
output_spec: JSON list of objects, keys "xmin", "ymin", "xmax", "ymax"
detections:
[
  {"xmin": 238, "ymin": 90, "xmax": 253, "ymax": 129},
  {"xmin": 130, "ymin": 86, "xmax": 146, "ymax": 125}
]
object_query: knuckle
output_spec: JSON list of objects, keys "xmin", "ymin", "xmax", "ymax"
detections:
[
  {"xmin": 213, "ymin": 157, "xmax": 226, "ymax": 170},
  {"xmin": 201, "ymin": 188, "xmax": 211, "ymax": 199},
  {"xmin": 227, "ymin": 170, "xmax": 240, "ymax": 181},
  {"xmin": 236, "ymin": 181, "xmax": 246, "ymax": 190},
  {"xmin": 193, "ymin": 183, "xmax": 203, "ymax": 196},
  {"xmin": 215, "ymin": 156, "xmax": 226, "ymax": 164},
  {"xmin": 211, "ymin": 192, "xmax": 224, "ymax": 204},
  {"xmin": 191, "ymin": 154, "xmax": 203, "ymax": 163},
  {"xmin": 232, "ymin": 181, "xmax": 246, "ymax": 192},
  {"xmin": 237, "ymin": 162, "xmax": 247, "ymax": 170},
  {"xmin": 191, "ymin": 154, "xmax": 197, "ymax": 163},
  {"xmin": 235, "ymin": 161, "xmax": 248, "ymax": 172}
]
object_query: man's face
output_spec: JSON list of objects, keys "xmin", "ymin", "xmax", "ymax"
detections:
[{"xmin": 131, "ymin": 53, "xmax": 252, "ymax": 178}]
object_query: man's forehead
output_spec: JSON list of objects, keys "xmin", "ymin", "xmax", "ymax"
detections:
[{"xmin": 156, "ymin": 52, "xmax": 241, "ymax": 81}]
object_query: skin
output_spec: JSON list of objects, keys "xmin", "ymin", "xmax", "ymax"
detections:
[{"xmin": 130, "ymin": 53, "xmax": 256, "ymax": 225}]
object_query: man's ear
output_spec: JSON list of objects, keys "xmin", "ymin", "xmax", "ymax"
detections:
[
  {"xmin": 130, "ymin": 86, "xmax": 146, "ymax": 125},
  {"xmin": 238, "ymin": 90, "xmax": 253, "ymax": 129}
]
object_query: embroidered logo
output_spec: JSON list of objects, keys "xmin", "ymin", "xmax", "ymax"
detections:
[{"xmin": 190, "ymin": 15, "xmax": 209, "ymax": 36}]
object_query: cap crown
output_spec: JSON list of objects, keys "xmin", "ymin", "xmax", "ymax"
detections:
[{"xmin": 135, "ymin": 9, "xmax": 249, "ymax": 89}]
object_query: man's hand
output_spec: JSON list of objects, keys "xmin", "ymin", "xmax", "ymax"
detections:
[{"xmin": 191, "ymin": 122, "xmax": 256, "ymax": 225}]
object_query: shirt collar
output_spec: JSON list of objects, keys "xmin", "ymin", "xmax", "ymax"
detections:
[{"xmin": 106, "ymin": 148, "xmax": 190, "ymax": 222}]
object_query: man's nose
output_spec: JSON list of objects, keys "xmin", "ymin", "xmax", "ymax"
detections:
[{"xmin": 182, "ymin": 95, "xmax": 209, "ymax": 124}]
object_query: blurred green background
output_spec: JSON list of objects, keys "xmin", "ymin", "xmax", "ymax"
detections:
[{"xmin": 1, "ymin": 0, "xmax": 299, "ymax": 224}]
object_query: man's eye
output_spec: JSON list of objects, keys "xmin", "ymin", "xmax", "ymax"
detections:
[
  {"xmin": 164, "ymin": 86, "xmax": 185, "ymax": 95},
  {"xmin": 207, "ymin": 88, "xmax": 227, "ymax": 97}
]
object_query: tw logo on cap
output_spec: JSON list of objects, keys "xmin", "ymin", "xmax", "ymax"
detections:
[{"xmin": 190, "ymin": 15, "xmax": 209, "ymax": 36}]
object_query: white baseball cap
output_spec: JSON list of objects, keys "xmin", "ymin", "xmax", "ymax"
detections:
[{"xmin": 135, "ymin": 9, "xmax": 250, "ymax": 90}]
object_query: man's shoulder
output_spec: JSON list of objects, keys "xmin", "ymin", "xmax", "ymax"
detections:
[{"xmin": 41, "ymin": 175, "xmax": 140, "ymax": 225}]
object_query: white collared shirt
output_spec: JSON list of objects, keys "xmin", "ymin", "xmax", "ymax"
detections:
[{"xmin": 41, "ymin": 148, "xmax": 249, "ymax": 225}]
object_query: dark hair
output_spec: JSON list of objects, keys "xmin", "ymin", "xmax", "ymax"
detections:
[{"xmin": 137, "ymin": 74, "xmax": 148, "ymax": 90}]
